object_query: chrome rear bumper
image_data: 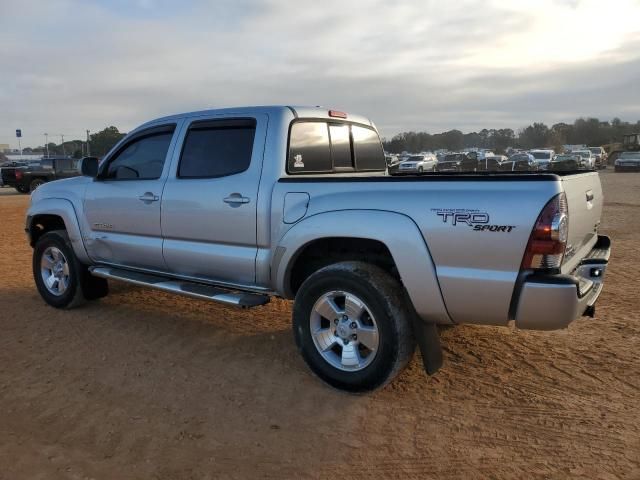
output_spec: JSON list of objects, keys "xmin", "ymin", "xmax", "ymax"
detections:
[{"xmin": 514, "ymin": 235, "xmax": 611, "ymax": 330}]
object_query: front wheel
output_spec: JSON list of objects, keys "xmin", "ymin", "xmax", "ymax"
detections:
[
  {"xmin": 292, "ymin": 261, "xmax": 415, "ymax": 392},
  {"xmin": 33, "ymin": 230, "xmax": 109, "ymax": 308},
  {"xmin": 15, "ymin": 185, "xmax": 29, "ymax": 194}
]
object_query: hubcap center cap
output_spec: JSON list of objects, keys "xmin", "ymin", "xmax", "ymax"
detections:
[{"xmin": 336, "ymin": 318, "xmax": 356, "ymax": 341}]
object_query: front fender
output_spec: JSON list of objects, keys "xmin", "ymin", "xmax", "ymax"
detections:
[
  {"xmin": 26, "ymin": 198, "xmax": 91, "ymax": 264},
  {"xmin": 274, "ymin": 210, "xmax": 452, "ymax": 325}
]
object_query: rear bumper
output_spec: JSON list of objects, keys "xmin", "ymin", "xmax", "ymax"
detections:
[{"xmin": 514, "ymin": 235, "xmax": 611, "ymax": 330}]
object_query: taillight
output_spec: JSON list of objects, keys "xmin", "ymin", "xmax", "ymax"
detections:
[
  {"xmin": 15, "ymin": 170, "xmax": 23, "ymax": 180},
  {"xmin": 521, "ymin": 193, "xmax": 568, "ymax": 270}
]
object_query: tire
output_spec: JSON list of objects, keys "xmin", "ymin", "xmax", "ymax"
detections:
[
  {"xmin": 418, "ymin": 166, "xmax": 424, "ymax": 173},
  {"xmin": 15, "ymin": 185, "xmax": 29, "ymax": 194},
  {"xmin": 33, "ymin": 230, "xmax": 108, "ymax": 308},
  {"xmin": 293, "ymin": 261, "xmax": 415, "ymax": 392},
  {"xmin": 29, "ymin": 178, "xmax": 45, "ymax": 192}
]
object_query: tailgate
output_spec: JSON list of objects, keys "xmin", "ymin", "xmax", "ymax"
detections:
[
  {"xmin": 560, "ymin": 172, "xmax": 603, "ymax": 273},
  {"xmin": 1, "ymin": 167, "xmax": 16, "ymax": 184}
]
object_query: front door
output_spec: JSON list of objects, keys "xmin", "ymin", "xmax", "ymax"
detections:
[
  {"xmin": 161, "ymin": 115, "xmax": 267, "ymax": 286},
  {"xmin": 83, "ymin": 124, "xmax": 179, "ymax": 271}
]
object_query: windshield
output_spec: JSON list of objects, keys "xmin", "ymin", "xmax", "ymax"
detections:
[
  {"xmin": 407, "ymin": 156, "xmax": 423, "ymax": 161},
  {"xmin": 531, "ymin": 151, "xmax": 551, "ymax": 160},
  {"xmin": 620, "ymin": 152, "xmax": 640, "ymax": 159},
  {"xmin": 574, "ymin": 151, "xmax": 590, "ymax": 157},
  {"xmin": 444, "ymin": 154, "xmax": 462, "ymax": 162},
  {"xmin": 589, "ymin": 147, "xmax": 601, "ymax": 154}
]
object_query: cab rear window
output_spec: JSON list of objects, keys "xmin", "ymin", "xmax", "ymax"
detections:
[{"xmin": 288, "ymin": 121, "xmax": 385, "ymax": 174}]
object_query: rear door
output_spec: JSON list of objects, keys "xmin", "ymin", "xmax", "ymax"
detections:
[
  {"xmin": 160, "ymin": 114, "xmax": 267, "ymax": 286},
  {"xmin": 83, "ymin": 124, "xmax": 179, "ymax": 271}
]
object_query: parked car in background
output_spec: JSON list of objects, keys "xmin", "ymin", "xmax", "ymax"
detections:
[
  {"xmin": 570, "ymin": 150, "xmax": 595, "ymax": 170},
  {"xmin": 398, "ymin": 153, "xmax": 438, "ymax": 173},
  {"xmin": 479, "ymin": 155, "xmax": 508, "ymax": 171},
  {"xmin": 529, "ymin": 149, "xmax": 554, "ymax": 170},
  {"xmin": 437, "ymin": 152, "xmax": 479, "ymax": 172},
  {"xmin": 550, "ymin": 154, "xmax": 580, "ymax": 171},
  {"xmin": 502, "ymin": 152, "xmax": 537, "ymax": 171},
  {"xmin": 588, "ymin": 146, "xmax": 607, "ymax": 169},
  {"xmin": 385, "ymin": 154, "xmax": 402, "ymax": 175},
  {"xmin": 614, "ymin": 151, "xmax": 640, "ymax": 172},
  {"xmin": 1, "ymin": 157, "xmax": 81, "ymax": 193}
]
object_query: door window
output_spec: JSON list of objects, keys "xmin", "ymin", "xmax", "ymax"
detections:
[
  {"xmin": 178, "ymin": 119, "xmax": 256, "ymax": 178},
  {"xmin": 104, "ymin": 130, "xmax": 173, "ymax": 180}
]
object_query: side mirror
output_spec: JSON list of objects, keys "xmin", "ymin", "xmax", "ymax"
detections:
[{"xmin": 79, "ymin": 157, "xmax": 99, "ymax": 177}]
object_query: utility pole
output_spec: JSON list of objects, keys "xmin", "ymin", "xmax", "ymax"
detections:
[
  {"xmin": 60, "ymin": 134, "xmax": 65, "ymax": 156},
  {"xmin": 16, "ymin": 129, "xmax": 22, "ymax": 159},
  {"xmin": 86, "ymin": 129, "xmax": 91, "ymax": 156},
  {"xmin": 44, "ymin": 133, "xmax": 49, "ymax": 157}
]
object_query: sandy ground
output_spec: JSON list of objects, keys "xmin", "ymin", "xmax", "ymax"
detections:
[{"xmin": 0, "ymin": 171, "xmax": 638, "ymax": 480}]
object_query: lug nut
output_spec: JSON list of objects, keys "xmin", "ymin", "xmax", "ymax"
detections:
[
  {"xmin": 351, "ymin": 334, "xmax": 357, "ymax": 340},
  {"xmin": 334, "ymin": 319, "xmax": 338, "ymax": 324},
  {"xmin": 350, "ymin": 322, "xmax": 357, "ymax": 329},
  {"xmin": 343, "ymin": 339, "xmax": 348, "ymax": 345}
]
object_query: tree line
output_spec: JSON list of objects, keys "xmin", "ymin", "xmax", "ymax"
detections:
[
  {"xmin": 383, "ymin": 117, "xmax": 640, "ymax": 154},
  {"xmin": 17, "ymin": 126, "xmax": 126, "ymax": 159}
]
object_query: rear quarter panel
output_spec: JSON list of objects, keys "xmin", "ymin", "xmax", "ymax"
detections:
[{"xmin": 271, "ymin": 176, "xmax": 562, "ymax": 326}]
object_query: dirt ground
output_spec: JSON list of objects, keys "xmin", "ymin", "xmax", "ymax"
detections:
[{"xmin": 0, "ymin": 171, "xmax": 638, "ymax": 480}]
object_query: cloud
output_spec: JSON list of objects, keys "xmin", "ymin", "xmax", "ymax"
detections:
[{"xmin": 1, "ymin": 0, "xmax": 639, "ymax": 147}]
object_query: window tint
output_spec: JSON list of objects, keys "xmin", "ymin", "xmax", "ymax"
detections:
[
  {"xmin": 179, "ymin": 120, "xmax": 256, "ymax": 178},
  {"xmin": 289, "ymin": 122, "xmax": 331, "ymax": 172},
  {"xmin": 329, "ymin": 124, "xmax": 352, "ymax": 169},
  {"xmin": 352, "ymin": 126, "xmax": 385, "ymax": 170},
  {"xmin": 106, "ymin": 133, "xmax": 173, "ymax": 180}
]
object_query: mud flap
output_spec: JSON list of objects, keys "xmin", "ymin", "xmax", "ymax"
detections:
[{"xmin": 412, "ymin": 319, "xmax": 443, "ymax": 375}]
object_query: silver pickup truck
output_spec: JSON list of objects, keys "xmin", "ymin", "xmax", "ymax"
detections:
[{"xmin": 26, "ymin": 106, "xmax": 611, "ymax": 391}]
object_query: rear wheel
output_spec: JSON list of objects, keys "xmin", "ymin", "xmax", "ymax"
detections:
[
  {"xmin": 33, "ymin": 230, "xmax": 108, "ymax": 308},
  {"xmin": 293, "ymin": 261, "xmax": 414, "ymax": 392},
  {"xmin": 30, "ymin": 178, "xmax": 45, "ymax": 192}
]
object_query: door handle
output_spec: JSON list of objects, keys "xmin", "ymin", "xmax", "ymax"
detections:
[
  {"xmin": 138, "ymin": 192, "xmax": 159, "ymax": 203},
  {"xmin": 223, "ymin": 193, "xmax": 250, "ymax": 206}
]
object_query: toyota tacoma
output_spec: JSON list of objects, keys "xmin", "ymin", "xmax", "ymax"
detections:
[{"xmin": 26, "ymin": 106, "xmax": 611, "ymax": 391}]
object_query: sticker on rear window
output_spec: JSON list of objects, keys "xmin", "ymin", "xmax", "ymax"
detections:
[{"xmin": 293, "ymin": 154, "xmax": 304, "ymax": 168}]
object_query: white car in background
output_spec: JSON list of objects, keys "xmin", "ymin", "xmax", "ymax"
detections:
[
  {"xmin": 398, "ymin": 153, "xmax": 438, "ymax": 173},
  {"xmin": 529, "ymin": 149, "xmax": 555, "ymax": 170},
  {"xmin": 571, "ymin": 150, "xmax": 595, "ymax": 169}
]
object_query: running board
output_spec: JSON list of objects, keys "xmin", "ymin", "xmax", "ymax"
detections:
[{"xmin": 89, "ymin": 266, "xmax": 270, "ymax": 308}]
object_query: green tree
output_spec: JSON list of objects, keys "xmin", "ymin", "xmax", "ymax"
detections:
[{"xmin": 90, "ymin": 126, "xmax": 126, "ymax": 157}]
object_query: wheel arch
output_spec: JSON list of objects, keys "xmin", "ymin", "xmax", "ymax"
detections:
[
  {"xmin": 26, "ymin": 198, "xmax": 91, "ymax": 264},
  {"xmin": 274, "ymin": 210, "xmax": 452, "ymax": 325}
]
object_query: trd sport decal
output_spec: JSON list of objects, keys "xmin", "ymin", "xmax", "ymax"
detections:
[{"xmin": 431, "ymin": 208, "xmax": 516, "ymax": 233}]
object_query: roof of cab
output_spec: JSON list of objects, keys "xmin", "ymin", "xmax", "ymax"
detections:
[{"xmin": 138, "ymin": 105, "xmax": 374, "ymax": 131}]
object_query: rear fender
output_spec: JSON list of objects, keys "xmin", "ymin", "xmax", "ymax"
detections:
[{"xmin": 274, "ymin": 210, "xmax": 452, "ymax": 325}]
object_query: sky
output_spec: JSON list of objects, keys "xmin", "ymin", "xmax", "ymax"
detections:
[{"xmin": 1, "ymin": 0, "xmax": 640, "ymax": 148}]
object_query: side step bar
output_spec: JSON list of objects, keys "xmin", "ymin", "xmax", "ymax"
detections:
[{"xmin": 89, "ymin": 266, "xmax": 270, "ymax": 309}]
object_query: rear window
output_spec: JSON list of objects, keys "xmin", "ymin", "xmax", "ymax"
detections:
[
  {"xmin": 352, "ymin": 125, "xmax": 385, "ymax": 171},
  {"xmin": 288, "ymin": 121, "xmax": 384, "ymax": 174}
]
